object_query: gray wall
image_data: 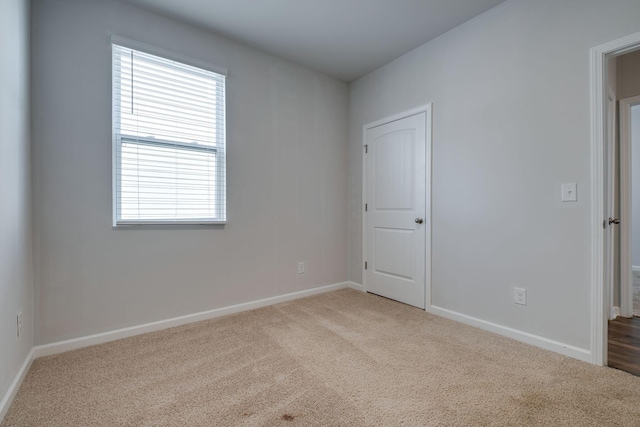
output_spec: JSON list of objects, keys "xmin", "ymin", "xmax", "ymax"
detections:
[
  {"xmin": 348, "ymin": 0, "xmax": 640, "ymax": 350},
  {"xmin": 0, "ymin": 0, "xmax": 33, "ymax": 404},
  {"xmin": 32, "ymin": 0, "xmax": 349, "ymax": 345}
]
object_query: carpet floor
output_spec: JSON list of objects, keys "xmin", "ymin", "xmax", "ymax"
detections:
[{"xmin": 4, "ymin": 289, "xmax": 640, "ymax": 426}]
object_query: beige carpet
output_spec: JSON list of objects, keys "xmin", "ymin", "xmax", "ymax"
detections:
[{"xmin": 4, "ymin": 289, "xmax": 640, "ymax": 426}]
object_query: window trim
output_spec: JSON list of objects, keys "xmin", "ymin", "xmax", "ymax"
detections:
[{"xmin": 110, "ymin": 35, "xmax": 227, "ymax": 226}]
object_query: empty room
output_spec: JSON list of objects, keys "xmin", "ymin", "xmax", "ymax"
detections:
[{"xmin": 4, "ymin": 0, "xmax": 640, "ymax": 425}]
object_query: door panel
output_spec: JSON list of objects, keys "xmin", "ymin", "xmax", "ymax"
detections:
[
  {"xmin": 375, "ymin": 132, "xmax": 414, "ymax": 210},
  {"xmin": 374, "ymin": 228, "xmax": 414, "ymax": 280},
  {"xmin": 365, "ymin": 112, "xmax": 427, "ymax": 309}
]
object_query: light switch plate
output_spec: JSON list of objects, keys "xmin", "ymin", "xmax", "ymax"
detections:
[{"xmin": 562, "ymin": 183, "xmax": 577, "ymax": 202}]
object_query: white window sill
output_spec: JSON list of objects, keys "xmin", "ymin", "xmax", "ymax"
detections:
[{"xmin": 114, "ymin": 220, "xmax": 227, "ymax": 227}]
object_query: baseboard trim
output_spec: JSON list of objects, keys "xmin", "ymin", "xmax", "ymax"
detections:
[
  {"xmin": 0, "ymin": 349, "xmax": 34, "ymax": 423},
  {"xmin": 347, "ymin": 282, "xmax": 364, "ymax": 292},
  {"xmin": 633, "ymin": 266, "xmax": 640, "ymax": 272},
  {"xmin": 33, "ymin": 281, "xmax": 354, "ymax": 359},
  {"xmin": 428, "ymin": 305, "xmax": 592, "ymax": 363},
  {"xmin": 611, "ymin": 306, "xmax": 621, "ymax": 319}
]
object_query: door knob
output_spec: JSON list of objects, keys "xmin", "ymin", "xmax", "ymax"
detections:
[
  {"xmin": 415, "ymin": 218, "xmax": 423, "ymax": 224},
  {"xmin": 609, "ymin": 218, "xmax": 620, "ymax": 225}
]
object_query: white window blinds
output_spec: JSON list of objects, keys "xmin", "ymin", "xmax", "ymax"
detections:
[{"xmin": 112, "ymin": 42, "xmax": 226, "ymax": 225}]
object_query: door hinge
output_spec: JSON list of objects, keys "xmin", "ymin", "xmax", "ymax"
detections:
[
  {"xmin": 603, "ymin": 219, "xmax": 606, "ymax": 229},
  {"xmin": 364, "ymin": 144, "xmax": 368, "ymax": 153},
  {"xmin": 364, "ymin": 261, "xmax": 368, "ymax": 270},
  {"xmin": 365, "ymin": 203, "xmax": 368, "ymax": 212}
]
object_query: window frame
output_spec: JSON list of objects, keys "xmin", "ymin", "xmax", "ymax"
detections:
[{"xmin": 110, "ymin": 36, "xmax": 227, "ymax": 226}]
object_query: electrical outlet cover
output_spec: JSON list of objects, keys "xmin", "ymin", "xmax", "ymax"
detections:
[{"xmin": 514, "ymin": 288, "xmax": 527, "ymax": 306}]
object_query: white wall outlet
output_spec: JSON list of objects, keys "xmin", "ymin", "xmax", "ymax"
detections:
[
  {"xmin": 514, "ymin": 288, "xmax": 527, "ymax": 306},
  {"xmin": 561, "ymin": 183, "xmax": 577, "ymax": 202},
  {"xmin": 297, "ymin": 261, "xmax": 306, "ymax": 275},
  {"xmin": 17, "ymin": 312, "xmax": 23, "ymax": 337}
]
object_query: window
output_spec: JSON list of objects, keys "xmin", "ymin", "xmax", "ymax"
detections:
[{"xmin": 112, "ymin": 38, "xmax": 226, "ymax": 225}]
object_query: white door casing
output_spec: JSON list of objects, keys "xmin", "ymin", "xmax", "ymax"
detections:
[
  {"xmin": 590, "ymin": 30, "xmax": 640, "ymax": 366},
  {"xmin": 605, "ymin": 88, "xmax": 617, "ymax": 320},
  {"xmin": 363, "ymin": 106, "xmax": 431, "ymax": 309}
]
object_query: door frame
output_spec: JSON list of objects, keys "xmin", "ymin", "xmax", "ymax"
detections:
[
  {"xmin": 362, "ymin": 104, "xmax": 433, "ymax": 309},
  {"xmin": 590, "ymin": 31, "xmax": 640, "ymax": 366},
  {"xmin": 606, "ymin": 87, "xmax": 617, "ymax": 321},
  {"xmin": 620, "ymin": 95, "xmax": 640, "ymax": 317}
]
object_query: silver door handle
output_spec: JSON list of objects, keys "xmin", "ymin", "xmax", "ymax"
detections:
[{"xmin": 415, "ymin": 218, "xmax": 423, "ymax": 224}]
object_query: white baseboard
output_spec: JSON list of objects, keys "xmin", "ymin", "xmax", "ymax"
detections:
[
  {"xmin": 633, "ymin": 266, "xmax": 640, "ymax": 272},
  {"xmin": 347, "ymin": 282, "xmax": 364, "ymax": 292},
  {"xmin": 33, "ymin": 281, "xmax": 354, "ymax": 359},
  {"xmin": 0, "ymin": 349, "xmax": 34, "ymax": 423},
  {"xmin": 611, "ymin": 306, "xmax": 621, "ymax": 319},
  {"xmin": 428, "ymin": 305, "xmax": 592, "ymax": 363}
]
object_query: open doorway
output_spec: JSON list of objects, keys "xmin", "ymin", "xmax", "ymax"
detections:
[
  {"xmin": 605, "ymin": 49, "xmax": 640, "ymax": 376},
  {"xmin": 620, "ymin": 95, "xmax": 640, "ymax": 317},
  {"xmin": 590, "ymin": 30, "xmax": 640, "ymax": 369}
]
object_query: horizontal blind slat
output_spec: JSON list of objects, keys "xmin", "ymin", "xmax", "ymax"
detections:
[
  {"xmin": 114, "ymin": 47, "xmax": 225, "ymax": 81},
  {"xmin": 114, "ymin": 66, "xmax": 224, "ymax": 93}
]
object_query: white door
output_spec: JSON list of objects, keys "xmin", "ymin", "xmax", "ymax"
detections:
[{"xmin": 365, "ymin": 111, "xmax": 428, "ymax": 309}]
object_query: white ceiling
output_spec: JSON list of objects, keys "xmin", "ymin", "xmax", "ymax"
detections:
[{"xmin": 121, "ymin": 0, "xmax": 507, "ymax": 82}]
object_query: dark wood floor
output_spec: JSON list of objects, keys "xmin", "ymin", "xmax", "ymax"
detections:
[{"xmin": 608, "ymin": 316, "xmax": 640, "ymax": 376}]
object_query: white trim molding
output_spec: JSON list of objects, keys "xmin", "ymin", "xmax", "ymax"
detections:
[
  {"xmin": 590, "ymin": 30, "xmax": 640, "ymax": 366},
  {"xmin": 347, "ymin": 282, "xmax": 364, "ymax": 292},
  {"xmin": 633, "ymin": 266, "xmax": 640, "ymax": 273},
  {"xmin": 0, "ymin": 349, "xmax": 34, "ymax": 423},
  {"xmin": 33, "ymin": 281, "xmax": 355, "ymax": 358},
  {"xmin": 612, "ymin": 306, "xmax": 621, "ymax": 319},
  {"xmin": 429, "ymin": 305, "xmax": 591, "ymax": 363}
]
